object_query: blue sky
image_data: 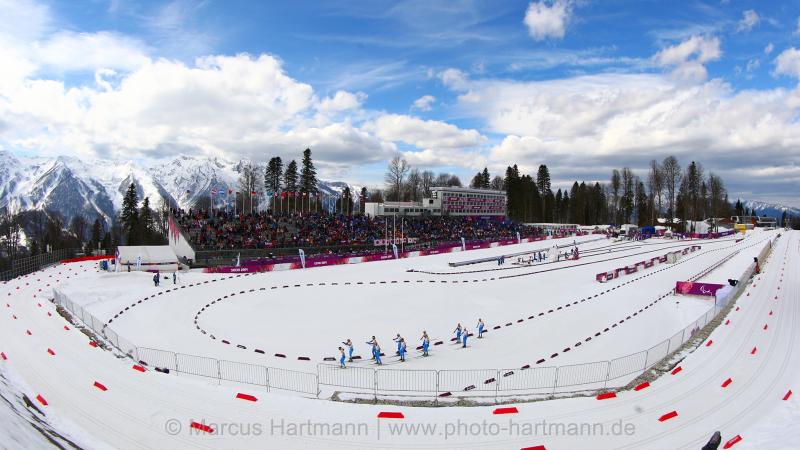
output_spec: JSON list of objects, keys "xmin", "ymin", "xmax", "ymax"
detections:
[{"xmin": 1, "ymin": 0, "xmax": 800, "ymax": 206}]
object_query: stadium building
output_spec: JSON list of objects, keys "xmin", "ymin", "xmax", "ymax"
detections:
[{"xmin": 364, "ymin": 186, "xmax": 506, "ymax": 218}]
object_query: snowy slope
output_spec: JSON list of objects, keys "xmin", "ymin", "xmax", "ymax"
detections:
[{"xmin": 0, "ymin": 230, "xmax": 796, "ymax": 449}]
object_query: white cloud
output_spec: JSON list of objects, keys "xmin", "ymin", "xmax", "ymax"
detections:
[
  {"xmin": 653, "ymin": 35, "xmax": 722, "ymax": 82},
  {"xmin": 764, "ymin": 43, "xmax": 774, "ymax": 55},
  {"xmin": 33, "ymin": 31, "xmax": 151, "ymax": 72},
  {"xmin": 439, "ymin": 68, "xmax": 800, "ymax": 194},
  {"xmin": 774, "ymin": 48, "xmax": 800, "ymax": 78},
  {"xmin": 736, "ymin": 10, "xmax": 760, "ymax": 33},
  {"xmin": 796, "ymin": 17, "xmax": 800, "ymax": 35},
  {"xmin": 412, "ymin": 95, "xmax": 436, "ymax": 111},
  {"xmin": 317, "ymin": 90, "xmax": 366, "ymax": 113},
  {"xmin": 523, "ymin": 0, "xmax": 571, "ymax": 41},
  {"xmin": 438, "ymin": 68, "xmax": 468, "ymax": 89},
  {"xmin": 364, "ymin": 114, "xmax": 486, "ymax": 150}
]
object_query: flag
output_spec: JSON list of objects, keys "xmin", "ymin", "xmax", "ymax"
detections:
[
  {"xmin": 251, "ymin": 191, "xmax": 257, "ymax": 196},
  {"xmin": 228, "ymin": 188, "xmax": 233, "ymax": 194}
]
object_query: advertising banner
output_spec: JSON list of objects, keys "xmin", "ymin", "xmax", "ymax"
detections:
[{"xmin": 675, "ymin": 281, "xmax": 726, "ymax": 297}]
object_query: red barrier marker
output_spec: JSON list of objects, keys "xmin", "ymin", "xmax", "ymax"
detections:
[
  {"xmin": 783, "ymin": 390, "xmax": 792, "ymax": 400},
  {"xmin": 764, "ymin": 324, "xmax": 768, "ymax": 331},
  {"xmin": 735, "ymin": 306, "xmax": 739, "ymax": 311},
  {"xmin": 89, "ymin": 341, "xmax": 98, "ymax": 347},
  {"xmin": 47, "ymin": 348, "xmax": 55, "ymax": 356},
  {"xmin": 493, "ymin": 407, "xmax": 519, "ymax": 415},
  {"xmin": 377, "ymin": 412, "xmax": 405, "ymax": 419},
  {"xmin": 190, "ymin": 421, "xmax": 214, "ymax": 434},
  {"xmin": 132, "ymin": 365, "xmax": 146, "ymax": 372},
  {"xmin": 93, "ymin": 381, "xmax": 108, "ymax": 391},
  {"xmin": 236, "ymin": 393, "xmax": 258, "ymax": 402},
  {"xmin": 658, "ymin": 411, "xmax": 678, "ymax": 422},
  {"xmin": 26, "ymin": 330, "xmax": 31, "ymax": 336},
  {"xmin": 671, "ymin": 366, "xmax": 682, "ymax": 375},
  {"xmin": 722, "ymin": 435, "xmax": 742, "ymax": 449},
  {"xmin": 36, "ymin": 394, "xmax": 48, "ymax": 406},
  {"xmin": 725, "ymin": 320, "xmax": 730, "ymax": 325},
  {"xmin": 769, "ymin": 311, "xmax": 773, "ymax": 316},
  {"xmin": 63, "ymin": 326, "xmax": 70, "ymax": 331},
  {"xmin": 0, "ymin": 352, "xmax": 6, "ymax": 360},
  {"xmin": 721, "ymin": 378, "xmax": 732, "ymax": 388},
  {"xmin": 634, "ymin": 381, "xmax": 650, "ymax": 391},
  {"xmin": 520, "ymin": 446, "xmax": 546, "ymax": 450},
  {"xmin": 596, "ymin": 392, "xmax": 617, "ymax": 400},
  {"xmin": 705, "ymin": 340, "xmax": 713, "ymax": 347},
  {"xmin": 751, "ymin": 346, "xmax": 758, "ymax": 355}
]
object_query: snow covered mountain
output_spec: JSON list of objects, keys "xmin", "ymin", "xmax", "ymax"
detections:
[
  {"xmin": 740, "ymin": 200, "xmax": 800, "ymax": 219},
  {"xmin": 0, "ymin": 151, "xmax": 362, "ymax": 226}
]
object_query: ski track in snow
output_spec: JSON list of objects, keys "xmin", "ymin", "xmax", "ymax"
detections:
[{"xmin": 0, "ymin": 228, "xmax": 797, "ymax": 449}]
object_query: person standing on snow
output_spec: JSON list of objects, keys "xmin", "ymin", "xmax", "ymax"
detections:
[
  {"xmin": 477, "ymin": 319, "xmax": 485, "ymax": 338},
  {"xmin": 420, "ymin": 331, "xmax": 430, "ymax": 356},
  {"xmin": 366, "ymin": 336, "xmax": 377, "ymax": 360},
  {"xmin": 342, "ymin": 339, "xmax": 354, "ymax": 362},
  {"xmin": 462, "ymin": 328, "xmax": 469, "ymax": 348},
  {"xmin": 398, "ymin": 338, "xmax": 407, "ymax": 362},
  {"xmin": 454, "ymin": 323, "xmax": 463, "ymax": 344},
  {"xmin": 338, "ymin": 347, "xmax": 346, "ymax": 368},
  {"xmin": 393, "ymin": 333, "xmax": 403, "ymax": 355}
]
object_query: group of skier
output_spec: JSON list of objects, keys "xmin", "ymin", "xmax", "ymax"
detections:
[{"xmin": 337, "ymin": 319, "xmax": 487, "ymax": 368}]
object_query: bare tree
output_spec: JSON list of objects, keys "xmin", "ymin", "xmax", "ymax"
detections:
[
  {"xmin": 406, "ymin": 168, "xmax": 422, "ymax": 202},
  {"xmin": 610, "ymin": 169, "xmax": 621, "ymax": 224},
  {"xmin": 490, "ymin": 175, "xmax": 504, "ymax": 190},
  {"xmin": 647, "ymin": 159, "xmax": 663, "ymax": 223},
  {"xmin": 384, "ymin": 155, "xmax": 410, "ymax": 201},
  {"xmin": 446, "ymin": 174, "xmax": 462, "ymax": 187},
  {"xmin": 69, "ymin": 216, "xmax": 88, "ymax": 246},
  {"xmin": 421, "ymin": 170, "xmax": 435, "ymax": 197},
  {"xmin": 661, "ymin": 156, "xmax": 682, "ymax": 227},
  {"xmin": 434, "ymin": 173, "xmax": 450, "ymax": 186}
]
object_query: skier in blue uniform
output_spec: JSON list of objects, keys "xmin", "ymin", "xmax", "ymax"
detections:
[
  {"xmin": 338, "ymin": 347, "xmax": 346, "ymax": 368},
  {"xmin": 393, "ymin": 333, "xmax": 403, "ymax": 355},
  {"xmin": 366, "ymin": 336, "xmax": 377, "ymax": 360},
  {"xmin": 398, "ymin": 338, "xmax": 407, "ymax": 362},
  {"xmin": 420, "ymin": 331, "xmax": 430, "ymax": 356},
  {"xmin": 477, "ymin": 319, "xmax": 485, "ymax": 338},
  {"xmin": 454, "ymin": 323, "xmax": 463, "ymax": 344},
  {"xmin": 462, "ymin": 328, "xmax": 469, "ymax": 348},
  {"xmin": 342, "ymin": 339, "xmax": 354, "ymax": 362}
]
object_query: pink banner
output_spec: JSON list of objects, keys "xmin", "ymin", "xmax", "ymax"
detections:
[{"xmin": 675, "ymin": 281, "xmax": 725, "ymax": 297}]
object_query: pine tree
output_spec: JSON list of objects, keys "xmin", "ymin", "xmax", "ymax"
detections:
[
  {"xmin": 481, "ymin": 167, "xmax": 490, "ymax": 188},
  {"xmin": 90, "ymin": 218, "xmax": 102, "ymax": 250},
  {"xmin": 299, "ymin": 148, "xmax": 318, "ymax": 193},
  {"xmin": 140, "ymin": 197, "xmax": 153, "ymax": 244},
  {"xmin": 284, "ymin": 160, "xmax": 299, "ymax": 192},
  {"xmin": 264, "ymin": 156, "xmax": 283, "ymax": 193},
  {"xmin": 536, "ymin": 165, "xmax": 552, "ymax": 220},
  {"xmin": 120, "ymin": 183, "xmax": 139, "ymax": 245},
  {"xmin": 359, "ymin": 186, "xmax": 368, "ymax": 214}
]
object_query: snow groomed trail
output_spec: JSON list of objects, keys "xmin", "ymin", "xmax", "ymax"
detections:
[{"xmin": 0, "ymin": 230, "xmax": 795, "ymax": 449}]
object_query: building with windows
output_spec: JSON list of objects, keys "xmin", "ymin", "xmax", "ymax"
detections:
[{"xmin": 364, "ymin": 187, "xmax": 506, "ymax": 218}]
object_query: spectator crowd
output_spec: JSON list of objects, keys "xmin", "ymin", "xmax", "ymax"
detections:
[{"xmin": 172, "ymin": 208, "xmax": 545, "ymax": 251}]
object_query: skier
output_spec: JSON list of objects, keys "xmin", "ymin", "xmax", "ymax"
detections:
[
  {"xmin": 366, "ymin": 336, "xmax": 377, "ymax": 360},
  {"xmin": 342, "ymin": 338, "xmax": 354, "ymax": 362},
  {"xmin": 393, "ymin": 333, "xmax": 403, "ymax": 355},
  {"xmin": 462, "ymin": 328, "xmax": 469, "ymax": 348},
  {"xmin": 152, "ymin": 272, "xmax": 158, "ymax": 287},
  {"xmin": 420, "ymin": 331, "xmax": 430, "ymax": 356},
  {"xmin": 477, "ymin": 318, "xmax": 485, "ymax": 338},
  {"xmin": 338, "ymin": 347, "xmax": 346, "ymax": 368},
  {"xmin": 398, "ymin": 338, "xmax": 407, "ymax": 362},
  {"xmin": 374, "ymin": 343, "xmax": 383, "ymax": 365},
  {"xmin": 173, "ymin": 271, "xmax": 177, "ymax": 284},
  {"xmin": 454, "ymin": 323, "xmax": 463, "ymax": 344}
]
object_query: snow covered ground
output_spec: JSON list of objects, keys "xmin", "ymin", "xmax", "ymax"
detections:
[{"xmin": 1, "ymin": 228, "xmax": 796, "ymax": 449}]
